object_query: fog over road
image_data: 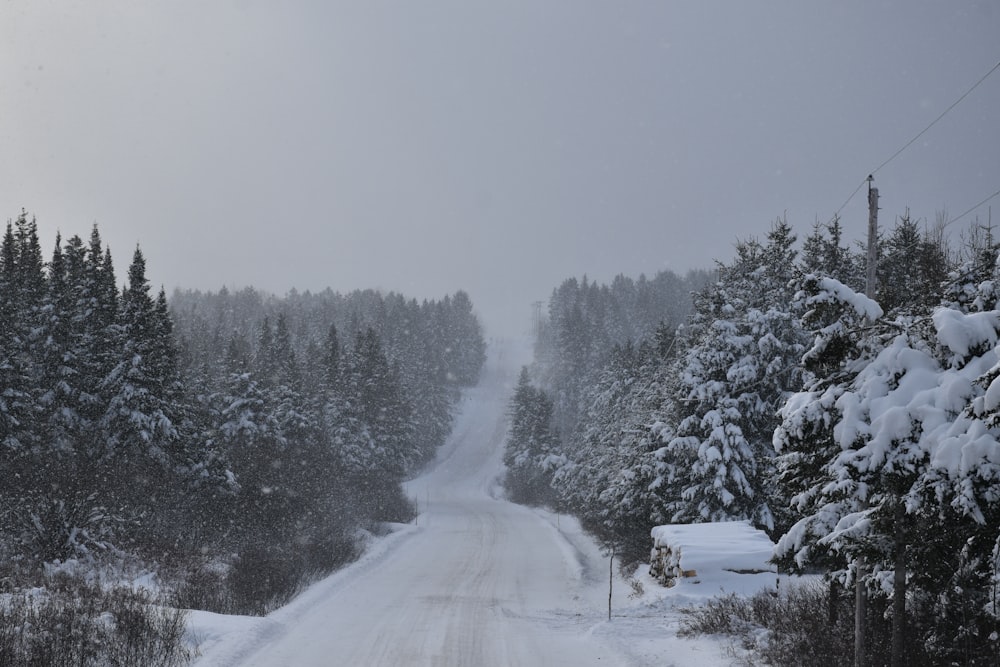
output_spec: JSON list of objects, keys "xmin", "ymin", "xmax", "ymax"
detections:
[{"xmin": 194, "ymin": 342, "xmax": 629, "ymax": 666}]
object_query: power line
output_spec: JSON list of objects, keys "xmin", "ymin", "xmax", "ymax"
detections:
[
  {"xmin": 840, "ymin": 187, "xmax": 999, "ymax": 245},
  {"xmin": 872, "ymin": 59, "xmax": 1000, "ymax": 177},
  {"xmin": 942, "ymin": 187, "xmax": 1000, "ymax": 229},
  {"xmin": 833, "ymin": 178, "xmax": 869, "ymax": 220},
  {"xmin": 827, "ymin": 58, "xmax": 1000, "ymax": 222}
]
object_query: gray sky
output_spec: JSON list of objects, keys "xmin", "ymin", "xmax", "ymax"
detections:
[{"xmin": 2, "ymin": 1, "xmax": 998, "ymax": 337}]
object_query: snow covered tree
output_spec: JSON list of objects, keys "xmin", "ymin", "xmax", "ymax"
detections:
[
  {"xmin": 0, "ymin": 221, "xmax": 137, "ymax": 560},
  {"xmin": 665, "ymin": 221, "xmax": 808, "ymax": 531},
  {"xmin": 438, "ymin": 290, "xmax": 487, "ymax": 386},
  {"xmin": 0, "ymin": 211, "xmax": 492, "ymax": 587},
  {"xmin": 322, "ymin": 323, "xmax": 343, "ymax": 392},
  {"xmin": 101, "ymin": 248, "xmax": 179, "ymax": 467},
  {"xmin": 774, "ymin": 266, "xmax": 1000, "ymax": 664},
  {"xmin": 0, "ymin": 221, "xmax": 35, "ymax": 457},
  {"xmin": 550, "ymin": 340, "xmax": 677, "ymax": 564},
  {"xmin": 504, "ymin": 367, "xmax": 559, "ymax": 506},
  {"xmin": 96, "ymin": 246, "xmax": 230, "ymax": 550},
  {"xmin": 2, "ymin": 213, "xmax": 46, "ymax": 451},
  {"xmin": 516, "ymin": 267, "xmax": 705, "ymax": 564},
  {"xmin": 79, "ymin": 231, "xmax": 120, "ymax": 424},
  {"xmin": 340, "ymin": 327, "xmax": 416, "ymax": 520},
  {"xmin": 534, "ymin": 270, "xmax": 705, "ymax": 445},
  {"xmin": 396, "ymin": 307, "xmax": 456, "ymax": 468},
  {"xmin": 878, "ymin": 211, "xmax": 949, "ymax": 315},
  {"xmin": 799, "ymin": 216, "xmax": 862, "ymax": 289},
  {"xmin": 212, "ymin": 367, "xmax": 289, "ymax": 547},
  {"xmin": 0, "ymin": 220, "xmax": 42, "ymax": 554},
  {"xmin": 13, "ymin": 212, "xmax": 46, "ymax": 315},
  {"xmin": 31, "ymin": 235, "xmax": 82, "ymax": 476},
  {"xmin": 942, "ymin": 224, "xmax": 999, "ymax": 315}
]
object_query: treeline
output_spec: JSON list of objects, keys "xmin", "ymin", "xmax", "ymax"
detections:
[
  {"xmin": 532, "ymin": 269, "xmax": 711, "ymax": 437},
  {"xmin": 169, "ymin": 283, "xmax": 486, "ymax": 483},
  {"xmin": 0, "ymin": 211, "xmax": 486, "ymax": 615},
  {"xmin": 506, "ymin": 214, "xmax": 1000, "ymax": 664},
  {"xmin": 505, "ymin": 267, "xmax": 710, "ymax": 533}
]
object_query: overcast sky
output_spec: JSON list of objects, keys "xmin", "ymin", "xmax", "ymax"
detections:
[{"xmin": 2, "ymin": 1, "xmax": 998, "ymax": 337}]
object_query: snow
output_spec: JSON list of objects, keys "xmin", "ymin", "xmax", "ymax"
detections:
[
  {"xmin": 809, "ymin": 276, "xmax": 883, "ymax": 320},
  {"xmin": 650, "ymin": 521, "xmax": 776, "ymax": 577},
  {"xmin": 187, "ymin": 341, "xmax": 787, "ymax": 666},
  {"xmin": 933, "ymin": 308, "xmax": 1000, "ymax": 360},
  {"xmin": 777, "ymin": 296, "xmax": 1000, "ymax": 568}
]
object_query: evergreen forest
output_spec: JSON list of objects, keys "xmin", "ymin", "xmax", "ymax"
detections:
[
  {"xmin": 505, "ymin": 213, "xmax": 1000, "ymax": 665},
  {"xmin": 0, "ymin": 211, "xmax": 486, "ymax": 628}
]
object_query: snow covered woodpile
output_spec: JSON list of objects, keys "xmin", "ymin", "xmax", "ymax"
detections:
[{"xmin": 649, "ymin": 521, "xmax": 776, "ymax": 587}]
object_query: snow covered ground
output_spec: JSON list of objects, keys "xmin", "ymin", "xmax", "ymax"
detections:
[{"xmin": 186, "ymin": 340, "xmax": 791, "ymax": 666}]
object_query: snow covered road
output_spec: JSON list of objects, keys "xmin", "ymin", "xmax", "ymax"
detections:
[{"xmin": 191, "ymin": 342, "xmax": 631, "ymax": 666}]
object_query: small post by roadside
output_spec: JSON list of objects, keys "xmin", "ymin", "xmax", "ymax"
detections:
[{"xmin": 608, "ymin": 544, "xmax": 615, "ymax": 621}]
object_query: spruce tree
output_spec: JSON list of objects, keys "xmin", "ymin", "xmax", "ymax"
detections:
[
  {"xmin": 879, "ymin": 211, "xmax": 949, "ymax": 314},
  {"xmin": 665, "ymin": 221, "xmax": 807, "ymax": 530},
  {"xmin": 97, "ymin": 245, "xmax": 196, "ymax": 544},
  {"xmin": 503, "ymin": 367, "xmax": 559, "ymax": 506},
  {"xmin": 346, "ymin": 327, "xmax": 415, "ymax": 479}
]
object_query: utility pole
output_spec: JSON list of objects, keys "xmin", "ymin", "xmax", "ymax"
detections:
[
  {"xmin": 856, "ymin": 175, "xmax": 878, "ymax": 667},
  {"xmin": 865, "ymin": 175, "xmax": 879, "ymax": 297}
]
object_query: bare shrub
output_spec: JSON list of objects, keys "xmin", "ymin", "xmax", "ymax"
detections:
[
  {"xmin": 299, "ymin": 531, "xmax": 362, "ymax": 580},
  {"xmin": 170, "ymin": 529, "xmax": 362, "ymax": 617},
  {"xmin": 627, "ymin": 577, "xmax": 645, "ymax": 599},
  {"xmin": 679, "ymin": 580, "xmax": 853, "ymax": 667},
  {"xmin": 678, "ymin": 592, "xmax": 757, "ymax": 638},
  {"xmin": 226, "ymin": 546, "xmax": 305, "ymax": 616},
  {"xmin": 171, "ymin": 563, "xmax": 233, "ymax": 614},
  {"xmin": 0, "ymin": 580, "xmax": 190, "ymax": 667}
]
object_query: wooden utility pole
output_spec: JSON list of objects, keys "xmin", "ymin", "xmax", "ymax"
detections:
[
  {"xmin": 856, "ymin": 175, "xmax": 879, "ymax": 667},
  {"xmin": 866, "ymin": 175, "xmax": 879, "ymax": 296}
]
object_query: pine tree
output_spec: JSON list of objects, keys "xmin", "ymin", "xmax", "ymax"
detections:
[
  {"xmin": 254, "ymin": 316, "xmax": 278, "ymax": 385},
  {"xmin": 665, "ymin": 221, "xmax": 807, "ymax": 530},
  {"xmin": 879, "ymin": 211, "xmax": 949, "ymax": 314},
  {"xmin": 772, "ymin": 268, "xmax": 1000, "ymax": 663},
  {"xmin": 95, "ymin": 245, "xmax": 199, "ymax": 546},
  {"xmin": 14, "ymin": 212, "xmax": 46, "ymax": 314},
  {"xmin": 0, "ymin": 221, "xmax": 126, "ymax": 560},
  {"xmin": 800, "ymin": 216, "xmax": 862, "ymax": 288},
  {"xmin": 504, "ymin": 367, "xmax": 559, "ymax": 506},
  {"xmin": 322, "ymin": 323, "xmax": 343, "ymax": 393},
  {"xmin": 35, "ymin": 234, "xmax": 78, "ymax": 461},
  {"xmin": 345, "ymin": 327, "xmax": 416, "ymax": 479},
  {"xmin": 214, "ymin": 368, "xmax": 290, "ymax": 547},
  {"xmin": 440, "ymin": 290, "xmax": 487, "ymax": 386},
  {"xmin": 102, "ymin": 247, "xmax": 178, "ymax": 460},
  {"xmin": 551, "ymin": 340, "xmax": 676, "ymax": 564},
  {"xmin": 0, "ymin": 216, "xmax": 46, "ymax": 486},
  {"xmin": 164, "ymin": 281, "xmax": 488, "ymax": 556},
  {"xmin": 0, "ymin": 221, "xmax": 35, "ymax": 521}
]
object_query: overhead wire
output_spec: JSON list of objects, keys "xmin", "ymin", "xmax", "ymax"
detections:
[
  {"xmin": 941, "ymin": 188, "xmax": 1000, "ymax": 229},
  {"xmin": 832, "ymin": 178, "xmax": 869, "ymax": 220},
  {"xmin": 826, "ymin": 58, "xmax": 1000, "ymax": 223},
  {"xmin": 870, "ymin": 59, "xmax": 1000, "ymax": 177}
]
